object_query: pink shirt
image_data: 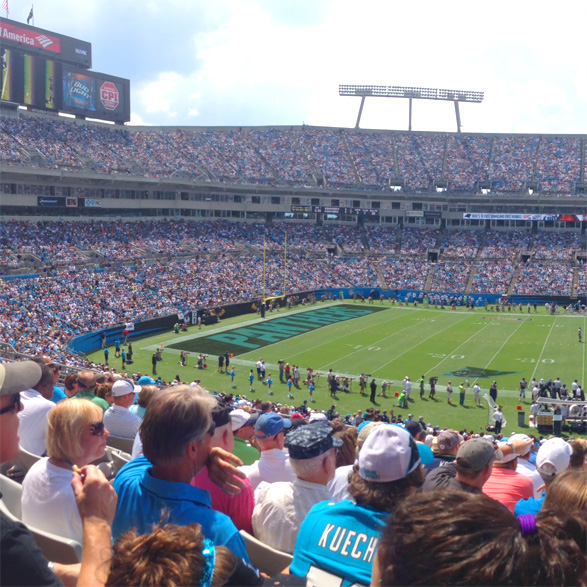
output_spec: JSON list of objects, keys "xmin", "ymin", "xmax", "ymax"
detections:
[
  {"xmin": 483, "ymin": 467, "xmax": 534, "ymax": 513},
  {"xmin": 191, "ymin": 467, "xmax": 254, "ymax": 535}
]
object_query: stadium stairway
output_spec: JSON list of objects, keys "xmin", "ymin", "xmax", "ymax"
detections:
[
  {"xmin": 423, "ymin": 266, "xmax": 435, "ymax": 292},
  {"xmin": 465, "ymin": 263, "xmax": 478, "ymax": 294},
  {"xmin": 571, "ymin": 266, "xmax": 579, "ymax": 297},
  {"xmin": 372, "ymin": 258, "xmax": 388, "ymax": 289},
  {"xmin": 507, "ymin": 264, "xmax": 523, "ymax": 296}
]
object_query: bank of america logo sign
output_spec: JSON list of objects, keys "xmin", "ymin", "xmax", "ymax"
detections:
[{"xmin": 36, "ymin": 35, "xmax": 54, "ymax": 48}]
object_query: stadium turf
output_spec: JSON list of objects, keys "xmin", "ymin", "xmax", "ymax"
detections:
[{"xmin": 88, "ymin": 301, "xmax": 587, "ymax": 436}]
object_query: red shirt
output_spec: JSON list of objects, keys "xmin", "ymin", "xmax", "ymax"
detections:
[
  {"xmin": 483, "ymin": 466, "xmax": 534, "ymax": 513},
  {"xmin": 191, "ymin": 467, "xmax": 254, "ymax": 534}
]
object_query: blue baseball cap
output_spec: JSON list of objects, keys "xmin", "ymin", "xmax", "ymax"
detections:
[
  {"xmin": 138, "ymin": 376, "xmax": 156, "ymax": 385},
  {"xmin": 255, "ymin": 412, "xmax": 292, "ymax": 439}
]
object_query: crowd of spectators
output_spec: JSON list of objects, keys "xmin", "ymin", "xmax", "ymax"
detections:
[
  {"xmin": 532, "ymin": 230, "xmax": 582, "ymax": 260},
  {"xmin": 441, "ymin": 229, "xmax": 482, "ymax": 258},
  {"xmin": 0, "ymin": 220, "xmax": 585, "ymax": 366},
  {"xmin": 489, "ymin": 135, "xmax": 541, "ymax": 193},
  {"xmin": 364, "ymin": 224, "xmax": 398, "ymax": 253},
  {"xmin": 479, "ymin": 230, "xmax": 533, "ymax": 259},
  {"xmin": 514, "ymin": 261, "xmax": 575, "ymax": 296},
  {"xmin": 3, "ymin": 359, "xmax": 585, "ymax": 587},
  {"xmin": 379, "ymin": 257, "xmax": 430, "ymax": 290},
  {"xmin": 444, "ymin": 134, "xmax": 492, "ymax": 191},
  {"xmin": 2, "ymin": 114, "xmax": 584, "ymax": 194},
  {"xmin": 428, "ymin": 261, "xmax": 472, "ymax": 293},
  {"xmin": 400, "ymin": 227, "xmax": 439, "ymax": 254},
  {"xmin": 470, "ymin": 260, "xmax": 517, "ymax": 294},
  {"xmin": 578, "ymin": 264, "xmax": 587, "ymax": 297}
]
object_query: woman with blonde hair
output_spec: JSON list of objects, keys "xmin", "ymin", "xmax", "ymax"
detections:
[{"xmin": 22, "ymin": 398, "xmax": 110, "ymax": 544}]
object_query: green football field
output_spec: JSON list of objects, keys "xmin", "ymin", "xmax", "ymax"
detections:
[{"xmin": 88, "ymin": 301, "xmax": 587, "ymax": 436}]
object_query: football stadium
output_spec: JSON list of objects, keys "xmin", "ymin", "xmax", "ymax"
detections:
[{"xmin": 1, "ymin": 9, "xmax": 586, "ymax": 587}]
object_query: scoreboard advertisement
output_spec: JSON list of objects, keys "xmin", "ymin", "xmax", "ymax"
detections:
[
  {"xmin": 0, "ymin": 18, "xmax": 129, "ymax": 123},
  {"xmin": 0, "ymin": 18, "xmax": 91, "ymax": 67}
]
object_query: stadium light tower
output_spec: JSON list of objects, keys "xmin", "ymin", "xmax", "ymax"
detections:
[{"xmin": 339, "ymin": 85, "xmax": 484, "ymax": 132}]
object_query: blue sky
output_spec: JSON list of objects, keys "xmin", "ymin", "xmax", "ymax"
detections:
[{"xmin": 13, "ymin": 0, "xmax": 587, "ymax": 133}]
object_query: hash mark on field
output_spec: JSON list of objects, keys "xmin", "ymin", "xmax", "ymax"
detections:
[{"xmin": 530, "ymin": 317, "xmax": 557, "ymax": 382}]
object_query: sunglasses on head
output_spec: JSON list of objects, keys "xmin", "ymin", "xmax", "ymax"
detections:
[
  {"xmin": 0, "ymin": 393, "xmax": 22, "ymax": 416},
  {"xmin": 206, "ymin": 421, "xmax": 216, "ymax": 437},
  {"xmin": 90, "ymin": 421, "xmax": 106, "ymax": 437}
]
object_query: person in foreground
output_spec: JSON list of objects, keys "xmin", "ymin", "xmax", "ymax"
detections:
[
  {"xmin": 290, "ymin": 424, "xmax": 424, "ymax": 587},
  {"xmin": 371, "ymin": 490, "xmax": 586, "ymax": 586},
  {"xmin": 0, "ymin": 361, "xmax": 116, "ymax": 587},
  {"xmin": 112, "ymin": 384, "xmax": 251, "ymax": 563},
  {"xmin": 107, "ymin": 522, "xmax": 262, "ymax": 586},
  {"xmin": 22, "ymin": 398, "xmax": 110, "ymax": 544}
]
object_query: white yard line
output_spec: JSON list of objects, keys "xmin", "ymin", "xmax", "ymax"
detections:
[
  {"xmin": 425, "ymin": 321, "xmax": 492, "ymax": 375},
  {"xmin": 530, "ymin": 317, "xmax": 557, "ymax": 383},
  {"xmin": 351, "ymin": 313, "xmax": 473, "ymax": 374}
]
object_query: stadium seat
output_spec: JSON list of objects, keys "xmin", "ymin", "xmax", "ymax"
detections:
[
  {"xmin": 239, "ymin": 530, "xmax": 292, "ymax": 577},
  {"xmin": 106, "ymin": 435, "xmax": 134, "ymax": 454},
  {"xmin": 0, "ymin": 473, "xmax": 23, "ymax": 519},
  {"xmin": 1, "ymin": 446, "xmax": 42, "ymax": 482},
  {"xmin": 28, "ymin": 526, "xmax": 82, "ymax": 564},
  {"xmin": 0, "ymin": 477, "xmax": 82, "ymax": 564},
  {"xmin": 109, "ymin": 450, "xmax": 131, "ymax": 476}
]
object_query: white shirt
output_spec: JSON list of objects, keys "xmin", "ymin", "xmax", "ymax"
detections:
[
  {"xmin": 516, "ymin": 457, "xmax": 544, "ymax": 500},
  {"xmin": 22, "ymin": 458, "xmax": 82, "ymax": 544},
  {"xmin": 103, "ymin": 404, "xmax": 141, "ymax": 439},
  {"xmin": 131, "ymin": 430, "xmax": 143, "ymax": 459},
  {"xmin": 328, "ymin": 463, "xmax": 354, "ymax": 502},
  {"xmin": 17, "ymin": 389, "xmax": 54, "ymax": 456},
  {"xmin": 252, "ymin": 478, "xmax": 334, "ymax": 554},
  {"xmin": 239, "ymin": 448, "xmax": 295, "ymax": 490}
]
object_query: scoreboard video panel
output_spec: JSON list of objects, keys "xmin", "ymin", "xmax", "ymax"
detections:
[
  {"xmin": 1, "ymin": 47, "xmax": 130, "ymax": 122},
  {"xmin": 1, "ymin": 48, "xmax": 58, "ymax": 109}
]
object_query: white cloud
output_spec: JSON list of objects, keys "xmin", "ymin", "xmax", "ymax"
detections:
[{"xmin": 27, "ymin": 0, "xmax": 587, "ymax": 132}]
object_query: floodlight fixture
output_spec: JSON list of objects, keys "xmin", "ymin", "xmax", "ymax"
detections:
[{"xmin": 339, "ymin": 84, "xmax": 484, "ymax": 132}]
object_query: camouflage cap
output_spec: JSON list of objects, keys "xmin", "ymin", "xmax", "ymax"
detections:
[{"xmin": 285, "ymin": 421, "xmax": 343, "ymax": 460}]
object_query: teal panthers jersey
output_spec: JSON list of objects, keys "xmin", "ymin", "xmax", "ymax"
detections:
[{"xmin": 290, "ymin": 499, "xmax": 388, "ymax": 587}]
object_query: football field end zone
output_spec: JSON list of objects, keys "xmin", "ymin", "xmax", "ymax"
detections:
[{"xmin": 167, "ymin": 304, "xmax": 389, "ymax": 356}]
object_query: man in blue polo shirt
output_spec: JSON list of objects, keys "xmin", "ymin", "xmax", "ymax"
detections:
[
  {"xmin": 290, "ymin": 425, "xmax": 425, "ymax": 587},
  {"xmin": 113, "ymin": 385, "xmax": 251, "ymax": 564}
]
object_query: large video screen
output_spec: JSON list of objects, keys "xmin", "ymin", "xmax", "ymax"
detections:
[{"xmin": 1, "ymin": 47, "xmax": 130, "ymax": 122}]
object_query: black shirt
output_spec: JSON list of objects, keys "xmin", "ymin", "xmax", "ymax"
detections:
[{"xmin": 1, "ymin": 511, "xmax": 62, "ymax": 586}]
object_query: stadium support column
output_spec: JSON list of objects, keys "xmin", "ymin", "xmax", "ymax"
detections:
[
  {"xmin": 454, "ymin": 101, "xmax": 462, "ymax": 133},
  {"xmin": 408, "ymin": 98, "xmax": 413, "ymax": 131},
  {"xmin": 355, "ymin": 96, "xmax": 366, "ymax": 129}
]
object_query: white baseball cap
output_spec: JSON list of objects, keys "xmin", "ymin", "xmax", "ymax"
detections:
[
  {"xmin": 536, "ymin": 438, "xmax": 572, "ymax": 476},
  {"xmin": 359, "ymin": 424, "xmax": 421, "ymax": 482}
]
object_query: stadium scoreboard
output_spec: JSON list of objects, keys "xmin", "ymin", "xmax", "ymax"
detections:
[
  {"xmin": 291, "ymin": 205, "xmax": 379, "ymax": 216},
  {"xmin": 0, "ymin": 17, "xmax": 130, "ymax": 123}
]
